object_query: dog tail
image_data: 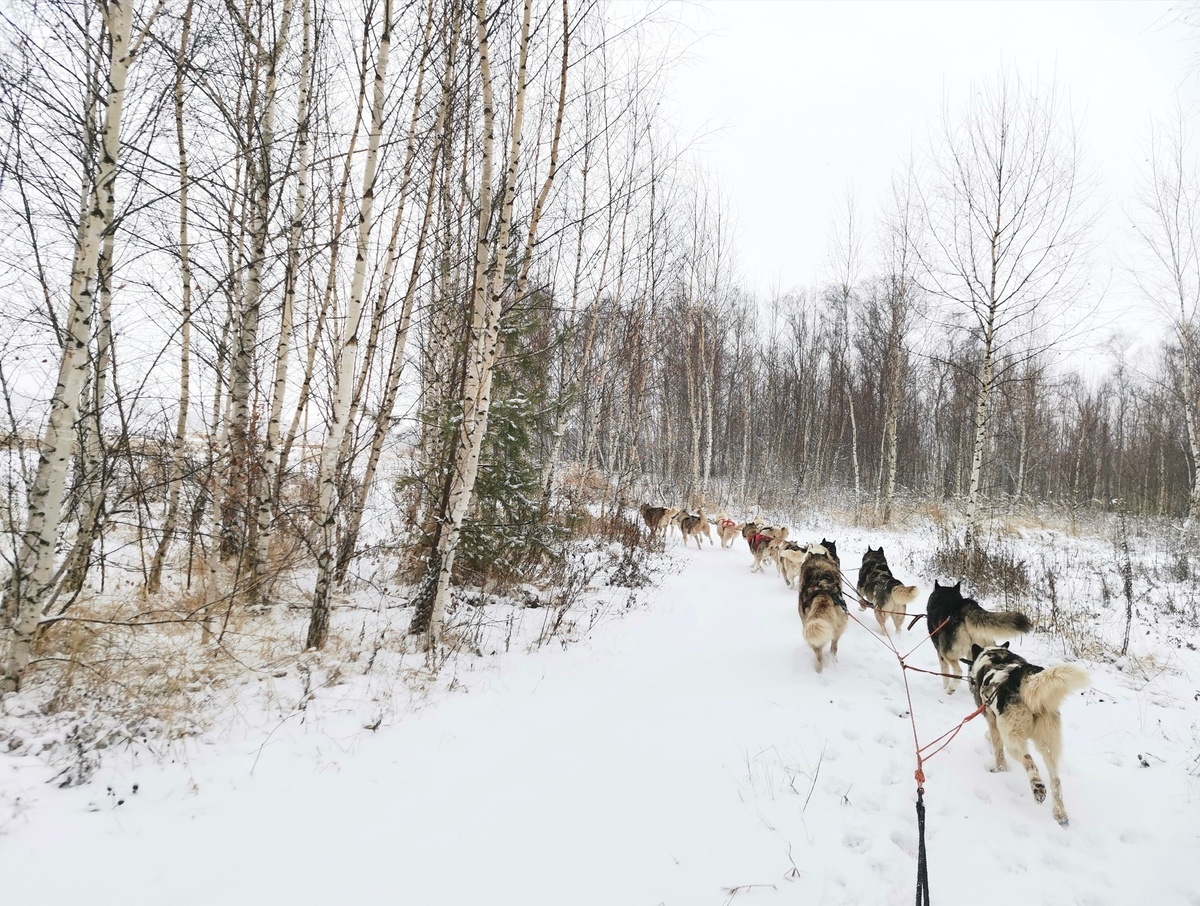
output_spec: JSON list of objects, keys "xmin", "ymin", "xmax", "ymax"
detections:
[
  {"xmin": 1023, "ymin": 663, "xmax": 1089, "ymax": 714},
  {"xmin": 890, "ymin": 584, "xmax": 920, "ymax": 607},
  {"xmin": 803, "ymin": 601, "xmax": 836, "ymax": 648},
  {"xmin": 964, "ymin": 606, "xmax": 1032, "ymax": 638}
]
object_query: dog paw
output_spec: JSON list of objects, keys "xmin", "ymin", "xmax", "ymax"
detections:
[
  {"xmin": 1055, "ymin": 815, "xmax": 1070, "ymax": 828},
  {"xmin": 1032, "ymin": 782, "xmax": 1047, "ymax": 803}
]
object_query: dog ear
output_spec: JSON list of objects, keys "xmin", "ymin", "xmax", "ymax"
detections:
[
  {"xmin": 1001, "ymin": 641, "xmax": 1010, "ymax": 649},
  {"xmin": 970, "ymin": 644, "xmax": 984, "ymax": 659},
  {"xmin": 954, "ymin": 580, "xmax": 962, "ymax": 590}
]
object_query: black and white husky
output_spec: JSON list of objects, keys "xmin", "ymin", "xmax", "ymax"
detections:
[
  {"xmin": 856, "ymin": 546, "xmax": 919, "ymax": 634},
  {"xmin": 962, "ymin": 643, "xmax": 1089, "ymax": 826},
  {"xmin": 926, "ymin": 581, "xmax": 1032, "ymax": 693}
]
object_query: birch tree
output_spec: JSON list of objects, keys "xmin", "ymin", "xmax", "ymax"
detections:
[
  {"xmin": 922, "ymin": 71, "xmax": 1088, "ymax": 548},
  {"xmin": 408, "ymin": 0, "xmax": 539, "ymax": 645},
  {"xmin": 876, "ymin": 166, "xmax": 922, "ymax": 522},
  {"xmin": 306, "ymin": 0, "xmax": 393, "ymax": 649},
  {"xmin": 1, "ymin": 0, "xmax": 147, "ymax": 692},
  {"xmin": 1133, "ymin": 110, "xmax": 1200, "ymax": 520}
]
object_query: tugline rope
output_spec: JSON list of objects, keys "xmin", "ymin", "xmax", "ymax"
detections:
[{"xmin": 834, "ymin": 566, "xmax": 986, "ymax": 906}]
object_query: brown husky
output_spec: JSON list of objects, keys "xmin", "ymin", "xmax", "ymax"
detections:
[
  {"xmin": 963, "ymin": 643, "xmax": 1089, "ymax": 826},
  {"xmin": 856, "ymin": 546, "xmax": 919, "ymax": 633},
  {"xmin": 797, "ymin": 549, "xmax": 849, "ymax": 673},
  {"xmin": 678, "ymin": 510, "xmax": 712, "ymax": 548},
  {"xmin": 747, "ymin": 526, "xmax": 786, "ymax": 572},
  {"xmin": 638, "ymin": 504, "xmax": 677, "ymax": 539}
]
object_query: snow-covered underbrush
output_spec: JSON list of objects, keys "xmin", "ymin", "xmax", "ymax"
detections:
[{"xmin": 0, "ymin": 519, "xmax": 670, "ymax": 811}]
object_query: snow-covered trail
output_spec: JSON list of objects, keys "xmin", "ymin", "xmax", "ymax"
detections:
[{"xmin": 2, "ymin": 540, "xmax": 1198, "ymax": 905}]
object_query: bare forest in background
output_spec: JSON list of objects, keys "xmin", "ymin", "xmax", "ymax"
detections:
[{"xmin": 2, "ymin": 0, "xmax": 1200, "ymax": 697}]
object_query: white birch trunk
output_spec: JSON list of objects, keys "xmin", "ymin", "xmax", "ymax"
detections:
[
  {"xmin": 305, "ymin": 0, "xmax": 391, "ymax": 648},
  {"xmin": 1, "ymin": 0, "xmax": 135, "ymax": 692},
  {"xmin": 410, "ymin": 0, "xmax": 532, "ymax": 646},
  {"xmin": 251, "ymin": 0, "xmax": 312, "ymax": 593},
  {"xmin": 336, "ymin": 4, "xmax": 459, "ymax": 582},
  {"xmin": 222, "ymin": 0, "xmax": 292, "ymax": 558},
  {"xmin": 146, "ymin": 0, "xmax": 197, "ymax": 593}
]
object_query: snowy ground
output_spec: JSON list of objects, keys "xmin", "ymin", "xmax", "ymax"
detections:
[{"xmin": 1, "ymin": 526, "xmax": 1199, "ymax": 905}]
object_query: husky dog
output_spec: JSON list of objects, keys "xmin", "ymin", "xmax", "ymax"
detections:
[
  {"xmin": 639, "ymin": 504, "xmax": 677, "ymax": 539},
  {"xmin": 819, "ymin": 538, "xmax": 839, "ymax": 565},
  {"xmin": 747, "ymin": 526, "xmax": 786, "ymax": 572},
  {"xmin": 715, "ymin": 514, "xmax": 741, "ymax": 548},
  {"xmin": 856, "ymin": 546, "xmax": 919, "ymax": 633},
  {"xmin": 797, "ymin": 550, "xmax": 849, "ymax": 673},
  {"xmin": 962, "ymin": 643, "xmax": 1089, "ymax": 827},
  {"xmin": 678, "ymin": 510, "xmax": 712, "ymax": 548},
  {"xmin": 926, "ymin": 581, "xmax": 1032, "ymax": 694},
  {"xmin": 775, "ymin": 542, "xmax": 810, "ymax": 588}
]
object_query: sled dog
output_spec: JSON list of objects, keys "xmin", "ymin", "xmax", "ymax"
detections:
[
  {"xmin": 819, "ymin": 538, "xmax": 839, "ymax": 565},
  {"xmin": 856, "ymin": 546, "xmax": 919, "ymax": 633},
  {"xmin": 962, "ymin": 643, "xmax": 1089, "ymax": 827},
  {"xmin": 775, "ymin": 542, "xmax": 813, "ymax": 588},
  {"xmin": 639, "ymin": 504, "xmax": 676, "ymax": 539},
  {"xmin": 715, "ymin": 513, "xmax": 741, "ymax": 548},
  {"xmin": 926, "ymin": 581, "xmax": 1032, "ymax": 693},
  {"xmin": 797, "ymin": 549, "xmax": 849, "ymax": 673},
  {"xmin": 678, "ymin": 510, "xmax": 712, "ymax": 548},
  {"xmin": 747, "ymin": 526, "xmax": 787, "ymax": 572}
]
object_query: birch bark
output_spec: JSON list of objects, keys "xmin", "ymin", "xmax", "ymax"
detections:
[
  {"xmin": 307, "ymin": 0, "xmax": 393, "ymax": 649},
  {"xmin": 1, "ymin": 0, "xmax": 136, "ymax": 692}
]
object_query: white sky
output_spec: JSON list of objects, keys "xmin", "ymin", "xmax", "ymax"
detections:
[{"xmin": 659, "ymin": 0, "xmax": 1199, "ymax": 352}]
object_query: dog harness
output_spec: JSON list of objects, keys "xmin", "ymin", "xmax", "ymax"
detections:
[{"xmin": 719, "ymin": 518, "xmax": 736, "ymax": 529}]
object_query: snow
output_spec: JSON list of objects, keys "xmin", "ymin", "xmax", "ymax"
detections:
[{"xmin": 2, "ymin": 527, "xmax": 1199, "ymax": 905}]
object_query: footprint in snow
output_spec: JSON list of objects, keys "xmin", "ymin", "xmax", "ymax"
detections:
[
  {"xmin": 842, "ymin": 831, "xmax": 872, "ymax": 854},
  {"xmin": 1119, "ymin": 828, "xmax": 1155, "ymax": 844},
  {"xmin": 842, "ymin": 727, "xmax": 861, "ymax": 742}
]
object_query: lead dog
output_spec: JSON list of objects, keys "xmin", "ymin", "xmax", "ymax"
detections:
[
  {"xmin": 638, "ymin": 504, "xmax": 677, "ymax": 540},
  {"xmin": 856, "ymin": 546, "xmax": 919, "ymax": 633},
  {"xmin": 962, "ymin": 643, "xmax": 1089, "ymax": 826},
  {"xmin": 797, "ymin": 549, "xmax": 848, "ymax": 673},
  {"xmin": 926, "ymin": 581, "xmax": 1032, "ymax": 694}
]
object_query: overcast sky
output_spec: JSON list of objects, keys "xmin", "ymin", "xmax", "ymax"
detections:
[{"xmin": 655, "ymin": 0, "xmax": 1198, "ymax": 352}]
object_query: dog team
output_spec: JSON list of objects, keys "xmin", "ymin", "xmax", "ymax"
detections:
[{"xmin": 639, "ymin": 502, "xmax": 1090, "ymax": 827}]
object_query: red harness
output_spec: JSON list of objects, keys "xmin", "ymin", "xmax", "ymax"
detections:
[
  {"xmin": 750, "ymin": 533, "xmax": 771, "ymax": 547},
  {"xmin": 719, "ymin": 518, "xmax": 736, "ymax": 529}
]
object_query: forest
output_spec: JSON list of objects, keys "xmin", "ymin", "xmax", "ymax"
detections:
[{"xmin": 0, "ymin": 0, "xmax": 1197, "ymax": 755}]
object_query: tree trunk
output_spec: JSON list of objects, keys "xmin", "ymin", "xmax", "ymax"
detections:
[
  {"xmin": 307, "ymin": 0, "xmax": 393, "ymax": 649},
  {"xmin": 250, "ymin": 0, "xmax": 312, "ymax": 598},
  {"xmin": 409, "ymin": 0, "xmax": 532, "ymax": 645},
  {"xmin": 1, "ymin": 0, "xmax": 135, "ymax": 692}
]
